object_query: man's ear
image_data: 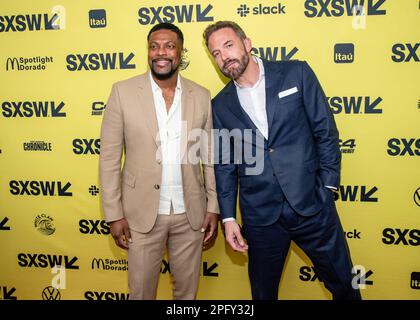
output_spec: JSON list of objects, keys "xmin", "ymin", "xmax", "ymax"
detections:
[{"xmin": 244, "ymin": 37, "xmax": 253, "ymax": 53}]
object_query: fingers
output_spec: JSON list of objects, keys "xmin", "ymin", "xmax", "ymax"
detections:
[
  {"xmin": 110, "ymin": 219, "xmax": 131, "ymax": 250},
  {"xmin": 203, "ymin": 222, "xmax": 216, "ymax": 244},
  {"xmin": 225, "ymin": 224, "xmax": 248, "ymax": 252}
]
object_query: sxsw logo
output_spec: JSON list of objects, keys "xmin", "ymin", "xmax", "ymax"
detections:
[
  {"xmin": 0, "ymin": 287, "xmax": 17, "ymax": 300},
  {"xmin": 387, "ymin": 138, "xmax": 420, "ymax": 156},
  {"xmin": 138, "ymin": 4, "xmax": 213, "ymax": 25},
  {"xmin": 304, "ymin": 0, "xmax": 386, "ymax": 17},
  {"xmin": 251, "ymin": 46, "xmax": 298, "ymax": 61},
  {"xmin": 161, "ymin": 259, "xmax": 219, "ymax": 277},
  {"xmin": 89, "ymin": 9, "xmax": 106, "ymax": 28},
  {"xmin": 299, "ymin": 265, "xmax": 373, "ymax": 287},
  {"xmin": 382, "ymin": 228, "xmax": 420, "ymax": 246},
  {"xmin": 85, "ymin": 291, "xmax": 129, "ymax": 300},
  {"xmin": 391, "ymin": 43, "xmax": 419, "ymax": 63},
  {"xmin": 0, "ymin": 217, "xmax": 11, "ymax": 231},
  {"xmin": 9, "ymin": 180, "xmax": 72, "ymax": 197},
  {"xmin": 1, "ymin": 101, "xmax": 66, "ymax": 118},
  {"xmin": 327, "ymin": 96, "xmax": 382, "ymax": 114},
  {"xmin": 334, "ymin": 185, "xmax": 378, "ymax": 202},
  {"xmin": 66, "ymin": 52, "xmax": 135, "ymax": 71},
  {"xmin": 72, "ymin": 138, "xmax": 100, "ymax": 155},
  {"xmin": 0, "ymin": 6, "xmax": 65, "ymax": 32},
  {"xmin": 411, "ymin": 272, "xmax": 420, "ymax": 289},
  {"xmin": 17, "ymin": 253, "xmax": 79, "ymax": 269},
  {"xmin": 237, "ymin": 3, "xmax": 286, "ymax": 17},
  {"xmin": 334, "ymin": 43, "xmax": 354, "ymax": 63},
  {"xmin": 339, "ymin": 138, "xmax": 356, "ymax": 154},
  {"xmin": 92, "ymin": 101, "xmax": 106, "ymax": 116},
  {"xmin": 79, "ymin": 219, "xmax": 110, "ymax": 235}
]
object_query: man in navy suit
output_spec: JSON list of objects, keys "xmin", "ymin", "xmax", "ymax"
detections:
[{"xmin": 203, "ymin": 21, "xmax": 361, "ymax": 300}]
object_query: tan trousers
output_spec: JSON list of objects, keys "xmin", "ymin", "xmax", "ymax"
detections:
[{"xmin": 128, "ymin": 212, "xmax": 204, "ymax": 300}]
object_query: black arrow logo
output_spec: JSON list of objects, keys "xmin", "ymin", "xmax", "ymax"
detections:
[
  {"xmin": 360, "ymin": 186, "xmax": 378, "ymax": 202},
  {"xmin": 2, "ymin": 287, "xmax": 17, "ymax": 300},
  {"xmin": 203, "ymin": 262, "xmax": 218, "ymax": 277},
  {"xmin": 197, "ymin": 4, "xmax": 214, "ymax": 22},
  {"xmin": 365, "ymin": 97, "xmax": 383, "ymax": 114},
  {"xmin": 51, "ymin": 101, "xmax": 66, "ymax": 117},
  {"xmin": 359, "ymin": 270, "xmax": 374, "ymax": 285},
  {"xmin": 65, "ymin": 256, "xmax": 79, "ymax": 269},
  {"xmin": 58, "ymin": 182, "xmax": 72, "ymax": 196},
  {"xmin": 119, "ymin": 53, "xmax": 135, "ymax": 69},
  {"xmin": 0, "ymin": 217, "xmax": 10, "ymax": 231}
]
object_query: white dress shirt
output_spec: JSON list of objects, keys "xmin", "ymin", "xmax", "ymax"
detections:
[
  {"xmin": 149, "ymin": 72, "xmax": 186, "ymax": 215},
  {"xmin": 235, "ymin": 56, "xmax": 268, "ymax": 140}
]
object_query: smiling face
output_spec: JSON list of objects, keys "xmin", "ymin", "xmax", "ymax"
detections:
[
  {"xmin": 148, "ymin": 29, "xmax": 182, "ymax": 80},
  {"xmin": 207, "ymin": 27, "xmax": 252, "ymax": 80}
]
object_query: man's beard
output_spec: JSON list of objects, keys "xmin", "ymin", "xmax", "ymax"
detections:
[
  {"xmin": 221, "ymin": 52, "xmax": 249, "ymax": 80},
  {"xmin": 150, "ymin": 58, "xmax": 179, "ymax": 80}
]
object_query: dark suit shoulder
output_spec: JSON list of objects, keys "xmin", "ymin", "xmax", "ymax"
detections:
[{"xmin": 212, "ymin": 81, "xmax": 234, "ymax": 108}]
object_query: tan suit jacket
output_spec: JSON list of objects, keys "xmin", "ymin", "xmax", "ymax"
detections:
[{"xmin": 99, "ymin": 72, "xmax": 219, "ymax": 233}]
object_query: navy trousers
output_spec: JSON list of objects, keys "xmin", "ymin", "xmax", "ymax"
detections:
[{"xmin": 242, "ymin": 191, "xmax": 361, "ymax": 300}]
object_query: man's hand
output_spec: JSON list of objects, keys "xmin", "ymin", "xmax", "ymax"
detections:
[
  {"xmin": 223, "ymin": 220, "xmax": 248, "ymax": 252},
  {"xmin": 201, "ymin": 212, "xmax": 219, "ymax": 246},
  {"xmin": 109, "ymin": 218, "xmax": 132, "ymax": 250}
]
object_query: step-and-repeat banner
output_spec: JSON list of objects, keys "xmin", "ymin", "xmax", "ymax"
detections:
[{"xmin": 0, "ymin": 0, "xmax": 419, "ymax": 300}]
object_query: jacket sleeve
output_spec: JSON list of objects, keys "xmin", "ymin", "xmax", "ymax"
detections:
[
  {"xmin": 212, "ymin": 104, "xmax": 238, "ymax": 220},
  {"xmin": 99, "ymin": 83, "xmax": 125, "ymax": 222},
  {"xmin": 202, "ymin": 91, "xmax": 220, "ymax": 214},
  {"xmin": 301, "ymin": 61, "xmax": 341, "ymax": 188}
]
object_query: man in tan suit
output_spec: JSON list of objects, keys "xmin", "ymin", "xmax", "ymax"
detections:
[{"xmin": 99, "ymin": 22, "xmax": 219, "ymax": 300}]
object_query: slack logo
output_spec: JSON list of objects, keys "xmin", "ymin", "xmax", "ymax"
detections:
[
  {"xmin": 334, "ymin": 43, "xmax": 354, "ymax": 63},
  {"xmin": 89, "ymin": 9, "xmax": 106, "ymax": 28},
  {"xmin": 237, "ymin": 3, "xmax": 286, "ymax": 17},
  {"xmin": 382, "ymin": 228, "xmax": 420, "ymax": 246}
]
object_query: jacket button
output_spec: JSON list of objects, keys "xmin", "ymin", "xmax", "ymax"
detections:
[
  {"xmin": 268, "ymin": 148, "xmax": 274, "ymax": 153},
  {"xmin": 154, "ymin": 184, "xmax": 160, "ymax": 190},
  {"xmin": 157, "ymin": 159, "xmax": 161, "ymax": 165}
]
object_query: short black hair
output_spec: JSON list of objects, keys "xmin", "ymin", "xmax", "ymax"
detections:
[
  {"xmin": 203, "ymin": 21, "xmax": 247, "ymax": 47},
  {"xmin": 147, "ymin": 23, "xmax": 184, "ymax": 46}
]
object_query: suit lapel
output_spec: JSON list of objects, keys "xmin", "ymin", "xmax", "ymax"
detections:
[
  {"xmin": 264, "ymin": 60, "xmax": 284, "ymax": 142},
  {"xmin": 225, "ymin": 82, "xmax": 259, "ymax": 132},
  {"xmin": 180, "ymin": 76, "xmax": 194, "ymax": 164},
  {"xmin": 137, "ymin": 72, "xmax": 160, "ymax": 148}
]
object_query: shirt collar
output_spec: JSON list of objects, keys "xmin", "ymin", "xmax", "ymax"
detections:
[
  {"xmin": 234, "ymin": 55, "xmax": 265, "ymax": 90},
  {"xmin": 149, "ymin": 71, "xmax": 182, "ymax": 92}
]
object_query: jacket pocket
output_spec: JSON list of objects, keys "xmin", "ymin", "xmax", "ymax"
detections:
[{"xmin": 122, "ymin": 170, "xmax": 136, "ymax": 188}]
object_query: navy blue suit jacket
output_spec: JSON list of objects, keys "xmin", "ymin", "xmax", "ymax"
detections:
[{"xmin": 212, "ymin": 59, "xmax": 341, "ymax": 226}]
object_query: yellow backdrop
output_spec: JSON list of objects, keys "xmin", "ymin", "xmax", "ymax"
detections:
[{"xmin": 0, "ymin": 0, "xmax": 419, "ymax": 300}]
